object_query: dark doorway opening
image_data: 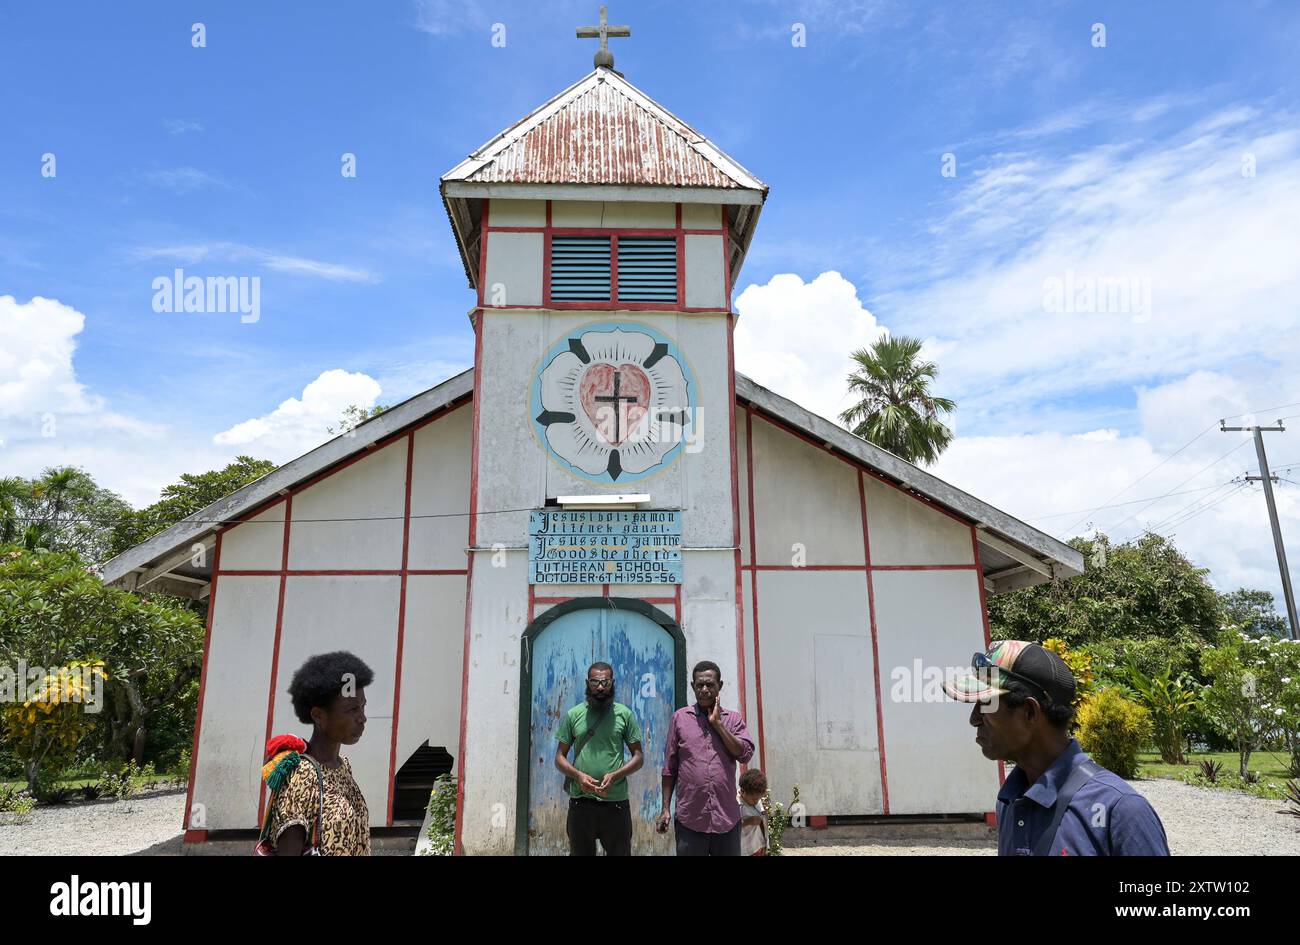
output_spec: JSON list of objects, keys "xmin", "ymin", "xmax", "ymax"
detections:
[{"xmin": 392, "ymin": 742, "xmax": 455, "ymax": 822}]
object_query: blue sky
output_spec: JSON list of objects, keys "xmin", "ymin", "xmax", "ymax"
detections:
[{"xmin": 3, "ymin": 1, "xmax": 1300, "ymax": 603}]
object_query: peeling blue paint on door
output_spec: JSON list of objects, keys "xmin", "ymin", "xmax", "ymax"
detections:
[{"xmin": 527, "ymin": 604, "xmax": 676, "ymax": 855}]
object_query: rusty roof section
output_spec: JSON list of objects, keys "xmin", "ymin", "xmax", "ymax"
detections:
[{"xmin": 443, "ymin": 68, "xmax": 766, "ymax": 192}]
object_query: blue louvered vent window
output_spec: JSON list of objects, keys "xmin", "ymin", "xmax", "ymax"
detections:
[
  {"xmin": 551, "ymin": 236, "xmax": 611, "ymax": 301},
  {"xmin": 617, "ymin": 237, "xmax": 678, "ymax": 303}
]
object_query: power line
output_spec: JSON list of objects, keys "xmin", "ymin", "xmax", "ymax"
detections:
[
  {"xmin": 1055, "ymin": 422, "xmax": 1219, "ymax": 539},
  {"xmin": 3, "ymin": 506, "xmax": 543, "ymax": 527},
  {"xmin": 1026, "ymin": 481, "xmax": 1231, "ymax": 522},
  {"xmin": 1221, "ymin": 401, "xmax": 1300, "ymax": 421},
  {"xmin": 1144, "ymin": 478, "xmax": 1245, "ymax": 534},
  {"xmin": 1161, "ymin": 481, "xmax": 1251, "ymax": 532},
  {"xmin": 1106, "ymin": 438, "xmax": 1252, "ymax": 539}
]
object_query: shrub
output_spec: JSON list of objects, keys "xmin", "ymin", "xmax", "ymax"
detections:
[
  {"xmin": 420, "ymin": 773, "xmax": 457, "ymax": 856},
  {"xmin": 1077, "ymin": 688, "xmax": 1151, "ymax": 779},
  {"xmin": 1198, "ymin": 759, "xmax": 1222, "ymax": 783}
]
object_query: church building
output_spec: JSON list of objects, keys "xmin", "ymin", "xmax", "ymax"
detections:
[{"xmin": 101, "ymin": 29, "xmax": 1083, "ymax": 855}]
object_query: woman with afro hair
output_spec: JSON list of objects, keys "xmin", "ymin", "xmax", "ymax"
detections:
[{"xmin": 259, "ymin": 651, "xmax": 374, "ymax": 856}]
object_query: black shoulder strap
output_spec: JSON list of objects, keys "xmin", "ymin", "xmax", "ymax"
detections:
[
  {"xmin": 564, "ymin": 703, "xmax": 613, "ymax": 793},
  {"xmin": 1033, "ymin": 759, "xmax": 1101, "ymax": 856}
]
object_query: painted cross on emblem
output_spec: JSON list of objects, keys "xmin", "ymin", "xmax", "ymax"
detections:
[{"xmin": 533, "ymin": 324, "xmax": 695, "ymax": 483}]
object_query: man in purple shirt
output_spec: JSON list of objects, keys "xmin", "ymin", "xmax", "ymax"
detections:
[{"xmin": 657, "ymin": 660, "xmax": 755, "ymax": 856}]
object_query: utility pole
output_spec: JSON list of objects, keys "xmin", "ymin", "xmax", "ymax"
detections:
[{"xmin": 1220, "ymin": 420, "xmax": 1297, "ymax": 639}]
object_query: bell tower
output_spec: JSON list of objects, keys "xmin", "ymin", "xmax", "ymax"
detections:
[{"xmin": 439, "ymin": 27, "xmax": 767, "ymax": 854}]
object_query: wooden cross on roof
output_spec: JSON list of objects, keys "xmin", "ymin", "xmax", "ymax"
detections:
[{"xmin": 576, "ymin": 5, "xmax": 630, "ymax": 71}]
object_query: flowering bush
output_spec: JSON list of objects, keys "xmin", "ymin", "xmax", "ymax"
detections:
[{"xmin": 1200, "ymin": 627, "xmax": 1300, "ymax": 778}]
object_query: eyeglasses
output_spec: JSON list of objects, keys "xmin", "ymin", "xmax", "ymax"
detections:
[
  {"xmin": 970, "ymin": 652, "xmax": 1052, "ymax": 705},
  {"xmin": 586, "ymin": 678, "xmax": 612, "ymax": 688}
]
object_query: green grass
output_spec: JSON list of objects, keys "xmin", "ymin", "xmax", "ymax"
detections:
[{"xmin": 1138, "ymin": 749, "xmax": 1296, "ymax": 799}]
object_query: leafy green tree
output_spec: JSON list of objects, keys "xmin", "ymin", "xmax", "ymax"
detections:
[
  {"xmin": 1220, "ymin": 588, "xmax": 1289, "ymax": 639},
  {"xmin": 1125, "ymin": 659, "xmax": 1199, "ymax": 764},
  {"xmin": 989, "ymin": 532, "xmax": 1222, "ymax": 679},
  {"xmin": 1, "ymin": 468, "xmax": 131, "ymax": 564},
  {"xmin": 839, "ymin": 336, "xmax": 955, "ymax": 466},
  {"xmin": 109, "ymin": 456, "xmax": 276, "ymax": 558},
  {"xmin": 0, "ymin": 546, "xmax": 204, "ymax": 779},
  {"xmin": 1199, "ymin": 628, "xmax": 1294, "ymax": 778}
]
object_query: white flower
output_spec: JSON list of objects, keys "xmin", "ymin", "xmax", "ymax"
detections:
[{"xmin": 1275, "ymin": 708, "xmax": 1285, "ymax": 716}]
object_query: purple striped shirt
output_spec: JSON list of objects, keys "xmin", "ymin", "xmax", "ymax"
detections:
[{"xmin": 662, "ymin": 703, "xmax": 755, "ymax": 834}]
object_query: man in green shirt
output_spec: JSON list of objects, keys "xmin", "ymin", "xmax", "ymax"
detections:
[{"xmin": 554, "ymin": 661, "xmax": 644, "ymax": 856}]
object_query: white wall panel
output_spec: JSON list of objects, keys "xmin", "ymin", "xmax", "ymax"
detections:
[
  {"xmin": 396, "ymin": 575, "xmax": 466, "ymax": 773},
  {"xmin": 681, "ymin": 203, "xmax": 721, "ymax": 229},
  {"xmin": 408, "ymin": 406, "xmax": 472, "ymax": 570},
  {"xmin": 217, "ymin": 503, "xmax": 286, "ymax": 571},
  {"xmin": 872, "ymin": 569, "xmax": 999, "ymax": 814},
  {"xmin": 489, "ymin": 199, "xmax": 545, "ymax": 226},
  {"xmin": 754, "ymin": 570, "xmax": 881, "ymax": 816},
  {"xmin": 190, "ymin": 576, "xmax": 280, "ymax": 830},
  {"xmin": 484, "ymin": 231, "xmax": 543, "ymax": 306},
  {"xmin": 272, "ymin": 575, "xmax": 401, "ymax": 826},
  {"xmin": 289, "ymin": 440, "xmax": 406, "ymax": 572},
  {"xmin": 751, "ymin": 417, "xmax": 865, "ymax": 566},
  {"xmin": 684, "ymin": 233, "xmax": 725, "ymax": 309},
  {"xmin": 865, "ymin": 476, "xmax": 974, "ymax": 566}
]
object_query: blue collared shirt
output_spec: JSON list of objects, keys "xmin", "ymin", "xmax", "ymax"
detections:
[{"xmin": 995, "ymin": 739, "xmax": 1170, "ymax": 856}]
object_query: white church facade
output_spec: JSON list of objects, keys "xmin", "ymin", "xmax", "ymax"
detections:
[{"xmin": 101, "ymin": 64, "xmax": 1083, "ymax": 855}]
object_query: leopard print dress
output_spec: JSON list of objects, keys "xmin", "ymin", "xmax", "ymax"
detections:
[{"xmin": 268, "ymin": 755, "xmax": 370, "ymax": 856}]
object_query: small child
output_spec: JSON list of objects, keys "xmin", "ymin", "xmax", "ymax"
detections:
[{"xmin": 738, "ymin": 768, "xmax": 769, "ymax": 857}]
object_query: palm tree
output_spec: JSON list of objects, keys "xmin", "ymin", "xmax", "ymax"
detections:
[
  {"xmin": 839, "ymin": 335, "xmax": 956, "ymax": 466},
  {"xmin": 0, "ymin": 477, "xmax": 31, "ymax": 544}
]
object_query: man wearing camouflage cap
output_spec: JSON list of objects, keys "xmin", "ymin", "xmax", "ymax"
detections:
[{"xmin": 945, "ymin": 640, "xmax": 1170, "ymax": 856}]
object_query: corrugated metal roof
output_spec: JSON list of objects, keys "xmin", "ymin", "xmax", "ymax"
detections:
[
  {"xmin": 443, "ymin": 69, "xmax": 766, "ymax": 193},
  {"xmin": 467, "ymin": 80, "xmax": 739, "ymax": 187}
]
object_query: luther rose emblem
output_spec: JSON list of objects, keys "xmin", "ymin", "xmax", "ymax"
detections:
[{"xmin": 532, "ymin": 324, "xmax": 695, "ymax": 483}]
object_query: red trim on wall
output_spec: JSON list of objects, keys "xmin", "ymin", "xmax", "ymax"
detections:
[
  {"xmin": 738, "ymin": 563, "xmax": 977, "ymax": 572},
  {"xmin": 860, "ymin": 471, "xmax": 891, "ymax": 815},
  {"xmin": 743, "ymin": 406, "xmax": 976, "ymax": 531},
  {"xmin": 220, "ymin": 400, "xmax": 469, "ymax": 534},
  {"xmin": 190, "ymin": 396, "xmax": 470, "ymax": 835},
  {"xmin": 745, "ymin": 406, "xmax": 767, "ymax": 771},
  {"xmin": 257, "ymin": 494, "xmax": 293, "ymax": 824},
  {"xmin": 182, "ymin": 529, "xmax": 222, "ymax": 833},
  {"xmin": 503, "ymin": 204, "xmax": 700, "ymax": 310},
  {"xmin": 476, "ymin": 200, "xmax": 489, "ymax": 305},
  {"xmin": 386, "ymin": 432, "xmax": 416, "ymax": 826},
  {"xmin": 183, "ymin": 829, "xmax": 208, "ymax": 844}
]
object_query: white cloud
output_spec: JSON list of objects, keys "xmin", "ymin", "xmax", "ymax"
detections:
[
  {"xmin": 213, "ymin": 369, "xmax": 383, "ymax": 461},
  {"xmin": 130, "ymin": 242, "xmax": 378, "ymax": 283},
  {"xmin": 0, "ymin": 295, "xmax": 99, "ymax": 419},
  {"xmin": 138, "ymin": 166, "xmax": 229, "ymax": 193},
  {"xmin": 413, "ymin": 0, "xmax": 492, "ymax": 36},
  {"xmin": 734, "ymin": 271, "xmax": 887, "ymax": 425},
  {"xmin": 163, "ymin": 119, "xmax": 205, "ymax": 135},
  {"xmin": 0, "ymin": 295, "xmax": 176, "ymax": 506}
]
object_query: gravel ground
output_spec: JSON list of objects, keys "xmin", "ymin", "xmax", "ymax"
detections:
[
  {"xmin": 0, "ymin": 787, "xmax": 187, "ymax": 856},
  {"xmin": 2, "ymin": 778, "xmax": 1297, "ymax": 855}
]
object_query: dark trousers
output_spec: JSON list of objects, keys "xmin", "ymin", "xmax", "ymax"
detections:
[
  {"xmin": 567, "ymin": 797, "xmax": 632, "ymax": 856},
  {"xmin": 673, "ymin": 818, "xmax": 741, "ymax": 856}
]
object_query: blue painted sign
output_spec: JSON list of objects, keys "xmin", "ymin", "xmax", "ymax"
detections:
[{"xmin": 529, "ymin": 510, "xmax": 683, "ymax": 585}]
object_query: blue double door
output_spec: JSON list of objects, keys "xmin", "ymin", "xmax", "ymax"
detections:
[{"xmin": 522, "ymin": 602, "xmax": 682, "ymax": 855}]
